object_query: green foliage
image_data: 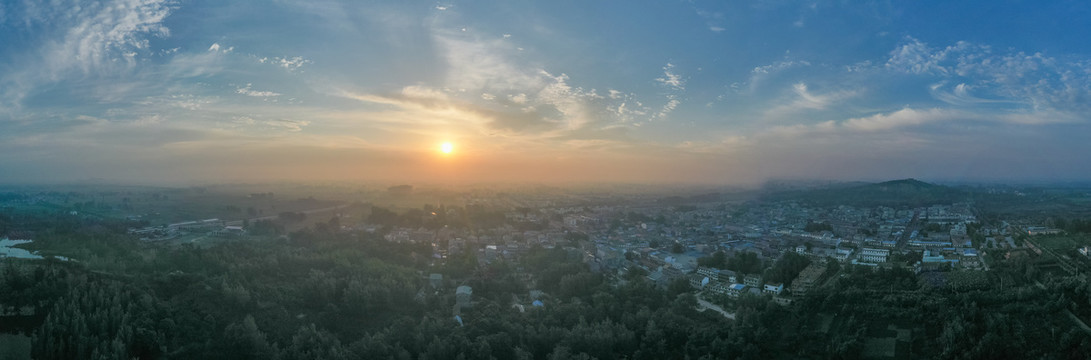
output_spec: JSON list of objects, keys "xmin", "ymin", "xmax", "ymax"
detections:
[
  {"xmin": 726, "ymin": 251, "xmax": 763, "ymax": 275},
  {"xmin": 804, "ymin": 221, "xmax": 834, "ymax": 233},
  {"xmin": 3, "ymin": 208, "xmax": 1091, "ymax": 360},
  {"xmin": 764, "ymin": 252, "xmax": 811, "ymax": 285},
  {"xmin": 697, "ymin": 251, "xmax": 727, "ymax": 269}
]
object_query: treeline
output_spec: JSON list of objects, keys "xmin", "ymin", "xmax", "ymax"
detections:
[
  {"xmin": 1056, "ymin": 218, "xmax": 1091, "ymax": 233},
  {"xmin": 803, "ymin": 221, "xmax": 833, "ymax": 233},
  {"xmin": 367, "ymin": 204, "xmax": 510, "ymax": 231}
]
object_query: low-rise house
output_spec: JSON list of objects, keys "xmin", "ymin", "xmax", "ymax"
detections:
[
  {"xmin": 727, "ymin": 284, "xmax": 747, "ymax": 298},
  {"xmin": 743, "ymin": 273, "xmax": 762, "ymax": 287},
  {"xmin": 456, "ymin": 286, "xmax": 473, "ymax": 309},
  {"xmin": 859, "ymin": 248, "xmax": 890, "ymax": 263},
  {"xmin": 791, "ymin": 263, "xmax": 826, "ymax": 298},
  {"xmin": 763, "ymin": 282, "xmax": 784, "ymax": 295},
  {"xmin": 688, "ymin": 273, "xmax": 708, "ymax": 289}
]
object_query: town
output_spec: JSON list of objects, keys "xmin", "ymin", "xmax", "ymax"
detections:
[{"xmin": 2, "ymin": 180, "xmax": 1090, "ymax": 359}]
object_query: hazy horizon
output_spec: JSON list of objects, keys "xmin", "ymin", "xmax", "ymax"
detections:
[{"xmin": 2, "ymin": 1, "xmax": 1090, "ymax": 185}]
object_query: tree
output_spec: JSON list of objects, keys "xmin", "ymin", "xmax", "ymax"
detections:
[
  {"xmin": 221, "ymin": 315, "xmax": 277, "ymax": 360},
  {"xmin": 697, "ymin": 251, "xmax": 728, "ymax": 269},
  {"xmin": 727, "ymin": 252, "xmax": 763, "ymax": 275},
  {"xmin": 282, "ymin": 324, "xmax": 348, "ymax": 360}
]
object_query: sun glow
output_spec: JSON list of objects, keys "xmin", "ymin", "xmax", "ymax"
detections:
[{"xmin": 440, "ymin": 142, "xmax": 454, "ymax": 154}]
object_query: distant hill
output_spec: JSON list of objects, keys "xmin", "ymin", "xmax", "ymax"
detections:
[{"xmin": 763, "ymin": 178, "xmax": 968, "ymax": 207}]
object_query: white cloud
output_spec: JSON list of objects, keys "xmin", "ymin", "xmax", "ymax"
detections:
[
  {"xmin": 274, "ymin": 56, "xmax": 311, "ymax": 71},
  {"xmin": 656, "ymin": 63, "xmax": 685, "ymax": 90},
  {"xmin": 45, "ymin": 0, "xmax": 173, "ymax": 74},
  {"xmin": 709, "ymin": 26, "xmax": 725, "ymax": 32},
  {"xmin": 885, "ymin": 37, "xmax": 947, "ymax": 74},
  {"xmin": 929, "ymin": 82, "xmax": 1008, "ymax": 105},
  {"xmin": 236, "ymin": 84, "xmax": 281, "ymax": 97},
  {"xmin": 400, "ymin": 85, "xmax": 450, "ymax": 101},
  {"xmin": 763, "ymin": 82, "xmax": 858, "ymax": 119},
  {"xmin": 434, "ymin": 28, "xmax": 542, "ymax": 92},
  {"xmin": 657, "ymin": 97, "xmax": 680, "ymax": 119},
  {"xmin": 264, "ymin": 119, "xmax": 310, "ymax": 132},
  {"xmin": 885, "ymin": 38, "xmax": 1091, "ymax": 115},
  {"xmin": 843, "ymin": 108, "xmax": 956, "ymax": 132},
  {"xmin": 745, "ymin": 59, "xmax": 811, "ymax": 92},
  {"xmin": 751, "ymin": 60, "xmax": 810, "ymax": 75},
  {"xmin": 208, "ymin": 43, "xmax": 234, "ymax": 54},
  {"xmin": 162, "ymin": 94, "xmax": 215, "ymax": 110}
]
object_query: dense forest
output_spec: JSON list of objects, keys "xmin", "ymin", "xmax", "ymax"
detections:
[{"xmin": 2, "ymin": 208, "xmax": 1091, "ymax": 359}]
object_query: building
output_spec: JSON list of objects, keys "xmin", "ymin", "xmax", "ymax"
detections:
[
  {"xmin": 727, "ymin": 284, "xmax": 747, "ymax": 298},
  {"xmin": 168, "ymin": 218, "xmax": 224, "ymax": 233},
  {"xmin": 921, "ymin": 250, "xmax": 959, "ymax": 271},
  {"xmin": 1026, "ymin": 227, "xmax": 1062, "ymax": 236},
  {"xmin": 859, "ymin": 248, "xmax": 890, "ymax": 263},
  {"xmin": 720, "ymin": 269, "xmax": 737, "ymax": 283},
  {"xmin": 763, "ymin": 283, "xmax": 784, "ymax": 295},
  {"xmin": 960, "ymin": 249, "xmax": 982, "ymax": 269},
  {"xmin": 743, "ymin": 273, "xmax": 762, "ymax": 287},
  {"xmin": 696, "ymin": 266, "xmax": 721, "ymax": 281},
  {"xmin": 791, "ymin": 263, "xmax": 826, "ymax": 298},
  {"xmin": 456, "ymin": 286, "xmax": 473, "ymax": 309},
  {"xmin": 706, "ymin": 281, "xmax": 729, "ymax": 295},
  {"xmin": 218, "ymin": 225, "xmax": 246, "ymax": 237},
  {"xmin": 688, "ymin": 273, "xmax": 708, "ymax": 289},
  {"xmin": 429, "ymin": 273, "xmax": 443, "ymax": 289}
]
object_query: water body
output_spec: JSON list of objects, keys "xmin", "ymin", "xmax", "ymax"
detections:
[
  {"xmin": 0, "ymin": 239, "xmax": 71, "ymax": 261},
  {"xmin": 0, "ymin": 239, "xmax": 42, "ymax": 260}
]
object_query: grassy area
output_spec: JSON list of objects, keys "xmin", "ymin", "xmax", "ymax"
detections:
[{"xmin": 0, "ymin": 333, "xmax": 31, "ymax": 360}]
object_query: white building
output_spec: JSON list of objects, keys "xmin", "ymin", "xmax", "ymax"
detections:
[{"xmin": 859, "ymin": 248, "xmax": 889, "ymax": 263}]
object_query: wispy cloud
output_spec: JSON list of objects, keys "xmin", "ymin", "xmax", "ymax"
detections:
[
  {"xmin": 236, "ymin": 84, "xmax": 281, "ymax": 97},
  {"xmin": 885, "ymin": 37, "xmax": 1091, "ymax": 115},
  {"xmin": 656, "ymin": 63, "xmax": 685, "ymax": 90},
  {"xmin": 657, "ymin": 97, "xmax": 680, "ymax": 119},
  {"xmin": 842, "ymin": 107, "xmax": 959, "ymax": 132},
  {"xmin": 258, "ymin": 56, "xmax": 311, "ymax": 72},
  {"xmin": 763, "ymin": 82, "xmax": 857, "ymax": 120},
  {"xmin": 208, "ymin": 43, "xmax": 234, "ymax": 54},
  {"xmin": 746, "ymin": 59, "xmax": 810, "ymax": 92},
  {"xmin": 0, "ymin": 0, "xmax": 175, "ymax": 107}
]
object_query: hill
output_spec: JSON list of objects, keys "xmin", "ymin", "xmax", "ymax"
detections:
[{"xmin": 763, "ymin": 178, "xmax": 967, "ymax": 207}]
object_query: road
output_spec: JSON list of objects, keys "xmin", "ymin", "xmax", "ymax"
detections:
[{"xmin": 695, "ymin": 295, "xmax": 735, "ymax": 320}]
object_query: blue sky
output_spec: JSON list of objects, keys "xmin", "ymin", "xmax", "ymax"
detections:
[{"xmin": 1, "ymin": 0, "xmax": 1090, "ymax": 185}]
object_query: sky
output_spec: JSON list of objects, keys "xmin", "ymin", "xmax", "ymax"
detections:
[{"xmin": 1, "ymin": 0, "xmax": 1090, "ymax": 185}]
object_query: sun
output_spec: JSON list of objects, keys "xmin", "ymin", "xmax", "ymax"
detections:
[{"xmin": 440, "ymin": 142, "xmax": 454, "ymax": 154}]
